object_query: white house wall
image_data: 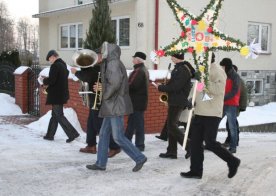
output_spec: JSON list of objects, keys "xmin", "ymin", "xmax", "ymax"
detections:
[{"xmin": 37, "ymin": 0, "xmax": 275, "ymax": 71}]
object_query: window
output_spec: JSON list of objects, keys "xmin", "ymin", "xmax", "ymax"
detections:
[
  {"xmin": 246, "ymin": 79, "xmax": 263, "ymax": 95},
  {"xmin": 112, "ymin": 17, "xmax": 130, "ymax": 47},
  {"xmin": 247, "ymin": 22, "xmax": 271, "ymax": 53},
  {"xmin": 60, "ymin": 23, "xmax": 83, "ymax": 50}
]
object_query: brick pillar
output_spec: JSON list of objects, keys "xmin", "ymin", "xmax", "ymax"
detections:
[{"xmin": 14, "ymin": 69, "xmax": 30, "ymax": 113}]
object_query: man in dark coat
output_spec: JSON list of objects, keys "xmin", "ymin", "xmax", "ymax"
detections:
[
  {"xmin": 125, "ymin": 51, "xmax": 149, "ymax": 151},
  {"xmin": 71, "ymin": 60, "xmax": 120, "ymax": 154},
  {"xmin": 86, "ymin": 43, "xmax": 147, "ymax": 172},
  {"xmin": 155, "ymin": 53, "xmax": 194, "ymax": 159},
  {"xmin": 42, "ymin": 50, "xmax": 79, "ymax": 143}
]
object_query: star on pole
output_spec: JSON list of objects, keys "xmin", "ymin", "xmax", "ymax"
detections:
[{"xmin": 156, "ymin": 0, "xmax": 249, "ymax": 89}]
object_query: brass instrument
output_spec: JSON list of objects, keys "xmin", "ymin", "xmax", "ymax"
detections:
[
  {"xmin": 72, "ymin": 49, "xmax": 98, "ymax": 68},
  {"xmin": 78, "ymin": 81, "xmax": 91, "ymax": 107},
  {"xmin": 42, "ymin": 85, "xmax": 48, "ymax": 95},
  {"xmin": 159, "ymin": 63, "xmax": 171, "ymax": 105},
  {"xmin": 72, "ymin": 49, "xmax": 100, "ymax": 108},
  {"xmin": 92, "ymin": 72, "xmax": 102, "ymax": 110}
]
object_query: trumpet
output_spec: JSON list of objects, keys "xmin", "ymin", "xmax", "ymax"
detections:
[
  {"xmin": 159, "ymin": 63, "xmax": 171, "ymax": 105},
  {"xmin": 92, "ymin": 72, "xmax": 102, "ymax": 110}
]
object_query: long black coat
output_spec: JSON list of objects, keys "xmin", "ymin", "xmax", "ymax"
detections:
[
  {"xmin": 43, "ymin": 58, "xmax": 69, "ymax": 105},
  {"xmin": 75, "ymin": 65, "xmax": 101, "ymax": 108},
  {"xmin": 158, "ymin": 61, "xmax": 192, "ymax": 109},
  {"xmin": 128, "ymin": 63, "xmax": 149, "ymax": 111}
]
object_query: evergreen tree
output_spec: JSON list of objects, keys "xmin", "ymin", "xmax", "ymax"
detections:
[{"xmin": 84, "ymin": 0, "xmax": 116, "ymax": 50}]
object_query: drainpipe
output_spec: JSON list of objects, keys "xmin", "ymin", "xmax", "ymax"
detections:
[{"xmin": 154, "ymin": 0, "xmax": 159, "ymax": 70}]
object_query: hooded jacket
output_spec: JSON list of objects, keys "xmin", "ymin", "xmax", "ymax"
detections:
[
  {"xmin": 99, "ymin": 43, "xmax": 133, "ymax": 117},
  {"xmin": 194, "ymin": 63, "xmax": 227, "ymax": 118}
]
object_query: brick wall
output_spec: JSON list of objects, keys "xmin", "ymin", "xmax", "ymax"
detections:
[
  {"xmin": 39, "ymin": 79, "xmax": 167, "ymax": 134},
  {"xmin": 14, "ymin": 70, "xmax": 30, "ymax": 113}
]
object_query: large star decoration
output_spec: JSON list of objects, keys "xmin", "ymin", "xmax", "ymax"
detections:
[{"xmin": 152, "ymin": 0, "xmax": 252, "ymax": 90}]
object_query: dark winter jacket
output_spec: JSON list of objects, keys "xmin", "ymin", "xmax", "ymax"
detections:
[
  {"xmin": 43, "ymin": 58, "xmax": 69, "ymax": 105},
  {"xmin": 158, "ymin": 61, "xmax": 192, "ymax": 108},
  {"xmin": 224, "ymin": 68, "xmax": 241, "ymax": 106},
  {"xmin": 128, "ymin": 63, "xmax": 149, "ymax": 111},
  {"xmin": 99, "ymin": 43, "xmax": 133, "ymax": 117},
  {"xmin": 75, "ymin": 65, "xmax": 101, "ymax": 108}
]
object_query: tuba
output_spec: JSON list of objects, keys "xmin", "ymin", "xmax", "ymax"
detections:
[
  {"xmin": 159, "ymin": 63, "xmax": 171, "ymax": 105},
  {"xmin": 72, "ymin": 49, "xmax": 100, "ymax": 108}
]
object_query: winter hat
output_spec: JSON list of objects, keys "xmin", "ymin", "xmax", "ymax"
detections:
[
  {"xmin": 46, "ymin": 50, "xmax": 59, "ymax": 61},
  {"xmin": 172, "ymin": 53, "xmax": 184, "ymax": 60},
  {"xmin": 220, "ymin": 58, "xmax": 232, "ymax": 67},
  {"xmin": 133, "ymin": 52, "xmax": 147, "ymax": 60}
]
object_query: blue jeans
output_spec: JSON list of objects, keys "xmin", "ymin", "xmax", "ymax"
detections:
[
  {"xmin": 222, "ymin": 106, "xmax": 238, "ymax": 150},
  {"xmin": 125, "ymin": 111, "xmax": 145, "ymax": 150},
  {"xmin": 96, "ymin": 116, "xmax": 146, "ymax": 168},
  {"xmin": 86, "ymin": 109, "xmax": 119, "ymax": 149}
]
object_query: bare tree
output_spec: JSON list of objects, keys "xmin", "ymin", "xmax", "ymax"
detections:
[
  {"xmin": 0, "ymin": 2, "xmax": 15, "ymax": 53},
  {"xmin": 16, "ymin": 17, "xmax": 39, "ymax": 65}
]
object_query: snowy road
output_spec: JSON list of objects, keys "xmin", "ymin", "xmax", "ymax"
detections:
[{"xmin": 0, "ymin": 122, "xmax": 276, "ymax": 196}]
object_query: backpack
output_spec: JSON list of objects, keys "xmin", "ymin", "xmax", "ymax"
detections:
[{"xmin": 239, "ymin": 79, "xmax": 248, "ymax": 112}]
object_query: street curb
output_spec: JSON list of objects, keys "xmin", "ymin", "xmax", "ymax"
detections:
[{"xmin": 219, "ymin": 123, "xmax": 276, "ymax": 133}]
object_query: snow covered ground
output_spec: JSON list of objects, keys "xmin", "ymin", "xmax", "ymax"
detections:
[{"xmin": 0, "ymin": 93, "xmax": 276, "ymax": 196}]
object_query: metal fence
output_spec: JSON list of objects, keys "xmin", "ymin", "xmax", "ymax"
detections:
[
  {"xmin": 0, "ymin": 62, "xmax": 15, "ymax": 96},
  {"xmin": 27, "ymin": 64, "xmax": 41, "ymax": 116}
]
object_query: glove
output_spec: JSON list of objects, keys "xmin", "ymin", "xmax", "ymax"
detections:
[{"xmin": 186, "ymin": 98, "xmax": 194, "ymax": 110}]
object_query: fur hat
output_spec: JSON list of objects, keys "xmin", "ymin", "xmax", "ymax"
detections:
[
  {"xmin": 220, "ymin": 58, "xmax": 232, "ymax": 67},
  {"xmin": 172, "ymin": 53, "xmax": 184, "ymax": 60},
  {"xmin": 46, "ymin": 50, "xmax": 58, "ymax": 61},
  {"xmin": 133, "ymin": 52, "xmax": 146, "ymax": 60}
]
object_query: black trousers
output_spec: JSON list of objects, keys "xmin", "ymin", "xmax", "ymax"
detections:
[
  {"xmin": 86, "ymin": 109, "xmax": 119, "ymax": 149},
  {"xmin": 190, "ymin": 115, "xmax": 237, "ymax": 174},
  {"xmin": 167, "ymin": 106, "xmax": 184, "ymax": 154},
  {"xmin": 45, "ymin": 105, "xmax": 79, "ymax": 139}
]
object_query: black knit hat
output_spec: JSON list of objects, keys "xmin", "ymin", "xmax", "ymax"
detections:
[
  {"xmin": 220, "ymin": 58, "xmax": 232, "ymax": 67},
  {"xmin": 133, "ymin": 52, "xmax": 146, "ymax": 60},
  {"xmin": 172, "ymin": 53, "xmax": 184, "ymax": 60},
  {"xmin": 46, "ymin": 50, "xmax": 58, "ymax": 61}
]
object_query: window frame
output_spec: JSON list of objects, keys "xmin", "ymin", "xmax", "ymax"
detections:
[
  {"xmin": 247, "ymin": 22, "xmax": 271, "ymax": 54},
  {"xmin": 111, "ymin": 16, "xmax": 130, "ymax": 48},
  {"xmin": 59, "ymin": 22, "xmax": 83, "ymax": 50},
  {"xmin": 246, "ymin": 79, "xmax": 264, "ymax": 96}
]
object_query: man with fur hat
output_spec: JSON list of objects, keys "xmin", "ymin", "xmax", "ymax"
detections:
[
  {"xmin": 125, "ymin": 52, "xmax": 149, "ymax": 152},
  {"xmin": 154, "ymin": 52, "xmax": 194, "ymax": 159}
]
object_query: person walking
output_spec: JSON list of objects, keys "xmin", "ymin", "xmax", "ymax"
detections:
[
  {"xmin": 180, "ymin": 53, "xmax": 240, "ymax": 179},
  {"xmin": 86, "ymin": 43, "xmax": 147, "ymax": 172},
  {"xmin": 154, "ymin": 53, "xmax": 194, "ymax": 159},
  {"xmin": 42, "ymin": 50, "xmax": 79, "ymax": 143},
  {"xmin": 125, "ymin": 52, "xmax": 149, "ymax": 152},
  {"xmin": 70, "ymin": 54, "xmax": 120, "ymax": 155},
  {"xmin": 223, "ymin": 64, "xmax": 247, "ymax": 147},
  {"xmin": 220, "ymin": 58, "xmax": 241, "ymax": 153}
]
